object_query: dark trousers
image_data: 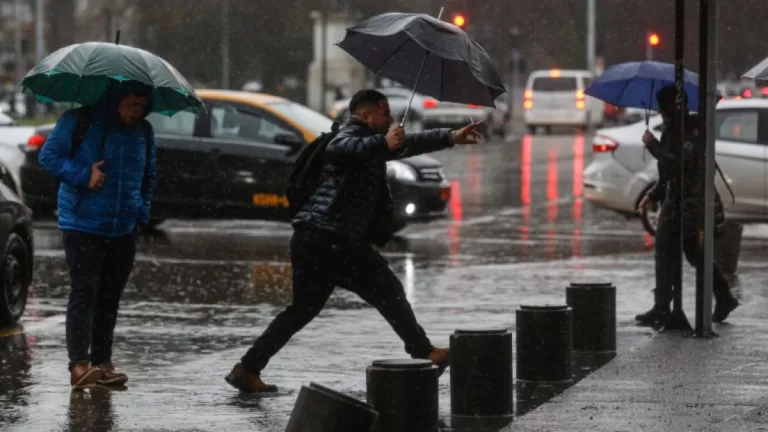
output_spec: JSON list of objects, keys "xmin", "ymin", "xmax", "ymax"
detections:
[
  {"xmin": 241, "ymin": 225, "xmax": 434, "ymax": 374},
  {"xmin": 64, "ymin": 230, "xmax": 136, "ymax": 370},
  {"xmin": 654, "ymin": 203, "xmax": 731, "ymax": 307}
]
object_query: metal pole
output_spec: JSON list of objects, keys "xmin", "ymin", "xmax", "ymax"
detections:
[
  {"xmin": 586, "ymin": 0, "xmax": 596, "ymax": 72},
  {"xmin": 320, "ymin": 9, "xmax": 327, "ymax": 115},
  {"xmin": 221, "ymin": 0, "xmax": 230, "ymax": 89},
  {"xmin": 695, "ymin": 0, "xmax": 718, "ymax": 337},
  {"xmin": 667, "ymin": 0, "xmax": 692, "ymax": 332},
  {"xmin": 401, "ymin": 7, "xmax": 444, "ymax": 127},
  {"xmin": 35, "ymin": 0, "xmax": 45, "ymax": 63},
  {"xmin": 646, "ymin": 34, "xmax": 653, "ymax": 61}
]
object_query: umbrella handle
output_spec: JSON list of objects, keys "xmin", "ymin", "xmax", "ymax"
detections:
[{"xmin": 399, "ymin": 7, "xmax": 444, "ymax": 128}]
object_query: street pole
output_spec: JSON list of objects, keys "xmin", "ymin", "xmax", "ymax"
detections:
[
  {"xmin": 695, "ymin": 0, "xmax": 718, "ymax": 337},
  {"xmin": 221, "ymin": 0, "xmax": 230, "ymax": 89},
  {"xmin": 35, "ymin": 0, "xmax": 45, "ymax": 63},
  {"xmin": 320, "ymin": 9, "xmax": 328, "ymax": 115},
  {"xmin": 13, "ymin": 0, "xmax": 26, "ymax": 85},
  {"xmin": 586, "ymin": 0, "xmax": 596, "ymax": 72},
  {"xmin": 646, "ymin": 35, "xmax": 653, "ymax": 61},
  {"xmin": 667, "ymin": 0, "xmax": 693, "ymax": 332}
]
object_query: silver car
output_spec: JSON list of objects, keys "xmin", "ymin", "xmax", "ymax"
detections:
[{"xmin": 583, "ymin": 98, "xmax": 768, "ymax": 235}]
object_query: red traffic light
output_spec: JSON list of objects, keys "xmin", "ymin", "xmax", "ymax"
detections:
[
  {"xmin": 452, "ymin": 14, "xmax": 466, "ymax": 28},
  {"xmin": 648, "ymin": 33, "xmax": 660, "ymax": 47}
]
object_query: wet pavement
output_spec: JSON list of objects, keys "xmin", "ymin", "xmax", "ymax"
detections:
[{"xmin": 2, "ymin": 132, "xmax": 768, "ymax": 431}]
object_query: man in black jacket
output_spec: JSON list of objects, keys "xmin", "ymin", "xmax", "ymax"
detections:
[
  {"xmin": 636, "ymin": 85, "xmax": 738, "ymax": 326},
  {"xmin": 226, "ymin": 89, "xmax": 483, "ymax": 393}
]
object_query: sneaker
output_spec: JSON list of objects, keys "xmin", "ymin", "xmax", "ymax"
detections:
[
  {"xmin": 713, "ymin": 296, "xmax": 739, "ymax": 323},
  {"xmin": 96, "ymin": 362, "xmax": 128, "ymax": 386},
  {"xmin": 70, "ymin": 361, "xmax": 102, "ymax": 390},
  {"xmin": 427, "ymin": 348, "xmax": 450, "ymax": 376},
  {"xmin": 635, "ymin": 306, "xmax": 672, "ymax": 325},
  {"xmin": 225, "ymin": 363, "xmax": 278, "ymax": 393}
]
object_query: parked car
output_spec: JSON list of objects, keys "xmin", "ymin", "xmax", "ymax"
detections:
[
  {"xmin": 523, "ymin": 69, "xmax": 605, "ymax": 134},
  {"xmin": 0, "ymin": 113, "xmax": 35, "ymax": 199},
  {"xmin": 0, "ymin": 164, "xmax": 34, "ymax": 326},
  {"xmin": 583, "ymin": 98, "xmax": 768, "ymax": 235},
  {"xmin": 19, "ymin": 90, "xmax": 452, "ymax": 231}
]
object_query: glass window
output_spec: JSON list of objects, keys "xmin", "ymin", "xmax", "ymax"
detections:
[
  {"xmin": 532, "ymin": 77, "xmax": 578, "ymax": 92},
  {"xmin": 716, "ymin": 110, "xmax": 758, "ymax": 143},
  {"xmin": 210, "ymin": 105, "xmax": 295, "ymax": 143},
  {"xmin": 147, "ymin": 111, "xmax": 196, "ymax": 136}
]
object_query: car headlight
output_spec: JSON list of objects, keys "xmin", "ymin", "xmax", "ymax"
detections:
[{"xmin": 386, "ymin": 161, "xmax": 417, "ymax": 182}]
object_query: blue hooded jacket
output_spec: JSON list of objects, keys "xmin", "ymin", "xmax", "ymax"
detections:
[{"xmin": 39, "ymin": 89, "xmax": 157, "ymax": 238}]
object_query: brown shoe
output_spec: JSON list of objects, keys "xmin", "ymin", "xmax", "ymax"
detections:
[
  {"xmin": 70, "ymin": 361, "xmax": 102, "ymax": 390},
  {"xmin": 225, "ymin": 363, "xmax": 278, "ymax": 393},
  {"xmin": 427, "ymin": 348, "xmax": 450, "ymax": 376},
  {"xmin": 96, "ymin": 362, "xmax": 128, "ymax": 386}
]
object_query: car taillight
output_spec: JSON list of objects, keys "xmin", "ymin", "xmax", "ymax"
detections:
[
  {"xmin": 592, "ymin": 135, "xmax": 619, "ymax": 152},
  {"xmin": 762, "ymin": 87, "xmax": 768, "ymax": 96},
  {"xmin": 742, "ymin": 89, "xmax": 753, "ymax": 98},
  {"xmin": 27, "ymin": 134, "xmax": 46, "ymax": 152},
  {"xmin": 524, "ymin": 89, "xmax": 533, "ymax": 109},
  {"xmin": 423, "ymin": 99, "xmax": 438, "ymax": 108},
  {"xmin": 467, "ymin": 104, "xmax": 481, "ymax": 108},
  {"xmin": 576, "ymin": 90, "xmax": 585, "ymax": 109}
]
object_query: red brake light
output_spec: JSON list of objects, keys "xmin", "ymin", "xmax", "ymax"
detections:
[
  {"xmin": 762, "ymin": 87, "xmax": 768, "ymax": 96},
  {"xmin": 592, "ymin": 135, "xmax": 619, "ymax": 153},
  {"xmin": 743, "ymin": 89, "xmax": 753, "ymax": 98},
  {"xmin": 423, "ymin": 99, "xmax": 438, "ymax": 109},
  {"xmin": 27, "ymin": 134, "xmax": 46, "ymax": 151},
  {"xmin": 467, "ymin": 104, "xmax": 481, "ymax": 109}
]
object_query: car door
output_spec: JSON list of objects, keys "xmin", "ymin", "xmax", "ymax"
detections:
[
  {"xmin": 146, "ymin": 110, "xmax": 216, "ymax": 218},
  {"xmin": 205, "ymin": 101, "xmax": 300, "ymax": 221},
  {"xmin": 713, "ymin": 107, "xmax": 766, "ymax": 218}
]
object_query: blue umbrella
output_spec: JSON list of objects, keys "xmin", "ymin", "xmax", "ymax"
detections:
[{"xmin": 585, "ymin": 61, "xmax": 709, "ymax": 121}]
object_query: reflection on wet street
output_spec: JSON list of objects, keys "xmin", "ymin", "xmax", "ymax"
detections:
[{"xmin": 3, "ymin": 133, "xmax": 768, "ymax": 431}]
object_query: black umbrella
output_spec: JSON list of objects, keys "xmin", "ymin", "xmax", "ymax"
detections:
[{"xmin": 336, "ymin": 9, "xmax": 506, "ymax": 125}]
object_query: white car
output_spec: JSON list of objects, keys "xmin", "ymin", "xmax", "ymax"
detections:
[
  {"xmin": 523, "ymin": 69, "xmax": 605, "ymax": 134},
  {"xmin": 583, "ymin": 98, "xmax": 768, "ymax": 235},
  {"xmin": 0, "ymin": 111, "xmax": 35, "ymax": 198}
]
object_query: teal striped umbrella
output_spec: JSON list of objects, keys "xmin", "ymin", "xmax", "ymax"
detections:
[{"xmin": 19, "ymin": 41, "xmax": 205, "ymax": 117}]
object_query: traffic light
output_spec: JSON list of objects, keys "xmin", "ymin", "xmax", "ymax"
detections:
[
  {"xmin": 648, "ymin": 33, "xmax": 660, "ymax": 47},
  {"xmin": 452, "ymin": 14, "xmax": 466, "ymax": 28}
]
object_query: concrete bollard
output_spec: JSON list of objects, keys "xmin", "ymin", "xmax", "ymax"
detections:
[
  {"xmin": 516, "ymin": 305, "xmax": 573, "ymax": 383},
  {"xmin": 285, "ymin": 382, "xmax": 379, "ymax": 432},
  {"xmin": 565, "ymin": 282, "xmax": 616, "ymax": 354},
  {"xmin": 450, "ymin": 329, "xmax": 514, "ymax": 430},
  {"xmin": 366, "ymin": 359, "xmax": 439, "ymax": 432}
]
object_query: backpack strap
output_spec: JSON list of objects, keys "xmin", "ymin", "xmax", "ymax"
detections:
[{"xmin": 69, "ymin": 106, "xmax": 94, "ymax": 159}]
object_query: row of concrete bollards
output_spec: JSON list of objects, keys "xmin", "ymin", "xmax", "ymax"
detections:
[{"xmin": 284, "ymin": 281, "xmax": 617, "ymax": 432}]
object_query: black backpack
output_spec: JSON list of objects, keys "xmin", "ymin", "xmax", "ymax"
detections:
[
  {"xmin": 286, "ymin": 122, "xmax": 341, "ymax": 217},
  {"xmin": 69, "ymin": 106, "xmax": 153, "ymax": 192}
]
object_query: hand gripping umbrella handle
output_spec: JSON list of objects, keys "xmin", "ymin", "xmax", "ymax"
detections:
[{"xmin": 400, "ymin": 7, "xmax": 444, "ymax": 128}]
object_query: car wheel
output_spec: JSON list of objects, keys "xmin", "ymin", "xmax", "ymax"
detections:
[
  {"xmin": 641, "ymin": 200, "xmax": 660, "ymax": 237},
  {"xmin": 0, "ymin": 233, "xmax": 30, "ymax": 326}
]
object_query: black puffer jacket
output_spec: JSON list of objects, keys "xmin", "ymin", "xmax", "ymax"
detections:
[
  {"xmin": 292, "ymin": 118, "xmax": 454, "ymax": 244},
  {"xmin": 646, "ymin": 113, "xmax": 726, "ymax": 236}
]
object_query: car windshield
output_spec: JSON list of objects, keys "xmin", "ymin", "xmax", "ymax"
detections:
[
  {"xmin": 533, "ymin": 77, "xmax": 578, "ymax": 92},
  {"xmin": 267, "ymin": 101, "xmax": 334, "ymax": 136}
]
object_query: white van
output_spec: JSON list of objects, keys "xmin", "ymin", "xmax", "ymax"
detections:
[{"xmin": 523, "ymin": 69, "xmax": 605, "ymax": 134}]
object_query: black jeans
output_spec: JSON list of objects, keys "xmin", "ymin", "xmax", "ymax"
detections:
[
  {"xmin": 654, "ymin": 202, "xmax": 731, "ymax": 307},
  {"xmin": 241, "ymin": 225, "xmax": 434, "ymax": 374},
  {"xmin": 64, "ymin": 230, "xmax": 136, "ymax": 370}
]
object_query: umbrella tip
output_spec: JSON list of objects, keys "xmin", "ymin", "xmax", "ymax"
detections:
[{"xmin": 114, "ymin": 30, "xmax": 121, "ymax": 45}]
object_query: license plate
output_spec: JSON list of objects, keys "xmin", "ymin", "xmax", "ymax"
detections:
[
  {"xmin": 440, "ymin": 186, "xmax": 451, "ymax": 201},
  {"xmin": 253, "ymin": 193, "xmax": 289, "ymax": 208}
]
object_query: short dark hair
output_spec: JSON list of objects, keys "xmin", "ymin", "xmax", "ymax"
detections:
[
  {"xmin": 656, "ymin": 85, "xmax": 687, "ymax": 113},
  {"xmin": 349, "ymin": 89, "xmax": 388, "ymax": 114}
]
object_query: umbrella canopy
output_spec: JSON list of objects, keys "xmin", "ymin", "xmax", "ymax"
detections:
[
  {"xmin": 585, "ymin": 61, "xmax": 706, "ymax": 112},
  {"xmin": 20, "ymin": 42, "xmax": 204, "ymax": 116},
  {"xmin": 742, "ymin": 57, "xmax": 768, "ymax": 86},
  {"xmin": 336, "ymin": 12, "xmax": 506, "ymax": 107}
]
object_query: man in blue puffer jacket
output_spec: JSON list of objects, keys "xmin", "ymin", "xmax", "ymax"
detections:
[{"xmin": 39, "ymin": 81, "xmax": 156, "ymax": 390}]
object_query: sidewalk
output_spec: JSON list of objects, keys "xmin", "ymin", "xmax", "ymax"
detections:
[{"xmin": 507, "ymin": 264, "xmax": 768, "ymax": 432}]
